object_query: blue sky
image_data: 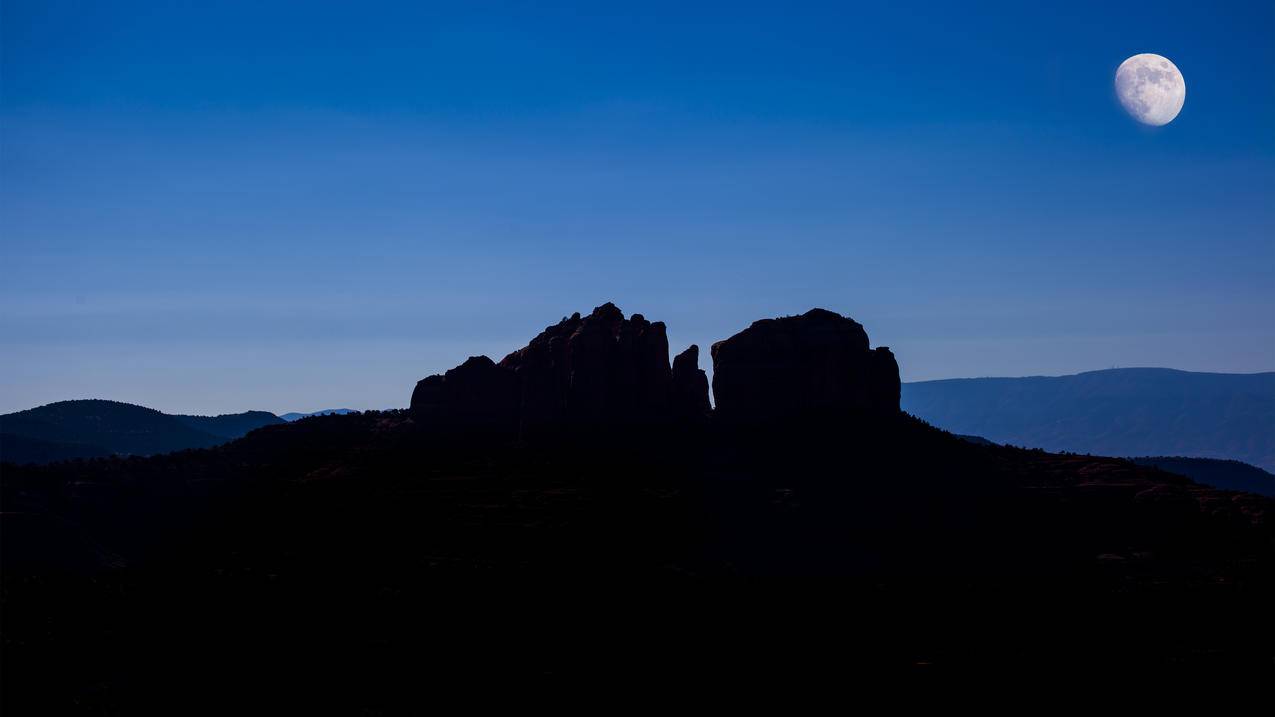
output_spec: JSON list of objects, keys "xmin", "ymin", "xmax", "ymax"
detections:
[{"xmin": 2, "ymin": 0, "xmax": 1272, "ymax": 414}]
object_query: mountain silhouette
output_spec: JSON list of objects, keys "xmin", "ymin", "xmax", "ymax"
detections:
[
  {"xmin": 173, "ymin": 410, "xmax": 284, "ymax": 438},
  {"xmin": 902, "ymin": 368, "xmax": 1275, "ymax": 471},
  {"xmin": 953, "ymin": 433, "xmax": 1275, "ymax": 496},
  {"xmin": 278, "ymin": 408, "xmax": 358, "ymax": 422},
  {"xmin": 1130, "ymin": 456, "xmax": 1275, "ymax": 497},
  {"xmin": 2, "ymin": 305, "xmax": 1271, "ymax": 709},
  {"xmin": 0, "ymin": 400, "xmax": 283, "ymax": 464}
]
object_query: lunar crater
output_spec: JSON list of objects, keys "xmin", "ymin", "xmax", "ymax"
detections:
[{"xmin": 1115, "ymin": 53, "xmax": 1185, "ymax": 126}]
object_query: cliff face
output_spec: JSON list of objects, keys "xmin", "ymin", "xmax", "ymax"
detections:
[
  {"xmin": 672, "ymin": 345, "xmax": 711, "ymax": 420},
  {"xmin": 710, "ymin": 308, "xmax": 900, "ymax": 421},
  {"xmin": 499, "ymin": 302, "xmax": 680, "ymax": 432},
  {"xmin": 411, "ymin": 303, "xmax": 900, "ymax": 433},
  {"xmin": 411, "ymin": 303, "xmax": 710, "ymax": 434},
  {"xmin": 409, "ymin": 356, "xmax": 519, "ymax": 432}
]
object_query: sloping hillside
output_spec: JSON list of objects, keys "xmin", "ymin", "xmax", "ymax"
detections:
[
  {"xmin": 174, "ymin": 411, "xmax": 284, "ymax": 437},
  {"xmin": 902, "ymin": 368, "xmax": 1275, "ymax": 471},
  {"xmin": 0, "ymin": 400, "xmax": 282, "ymax": 463},
  {"xmin": 1131, "ymin": 456, "xmax": 1275, "ymax": 497}
]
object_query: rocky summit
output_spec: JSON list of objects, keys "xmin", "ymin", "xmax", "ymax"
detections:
[
  {"xmin": 411, "ymin": 302, "xmax": 901, "ymax": 435},
  {"xmin": 710, "ymin": 308, "xmax": 900, "ymax": 421},
  {"xmin": 411, "ymin": 302, "xmax": 692, "ymax": 434},
  {"xmin": 671, "ymin": 344, "xmax": 711, "ymax": 420}
]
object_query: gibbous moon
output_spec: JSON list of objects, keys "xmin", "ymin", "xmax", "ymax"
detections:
[{"xmin": 1115, "ymin": 53, "xmax": 1185, "ymax": 126}]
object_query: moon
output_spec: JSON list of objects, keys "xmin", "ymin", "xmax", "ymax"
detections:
[{"xmin": 1115, "ymin": 53, "xmax": 1185, "ymax": 126}]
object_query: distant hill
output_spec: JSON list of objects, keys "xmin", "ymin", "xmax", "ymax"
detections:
[
  {"xmin": 279, "ymin": 408, "xmax": 357, "ymax": 422},
  {"xmin": 174, "ymin": 411, "xmax": 284, "ymax": 437},
  {"xmin": 1130, "ymin": 456, "xmax": 1275, "ymax": 497},
  {"xmin": 953, "ymin": 433, "xmax": 1275, "ymax": 497},
  {"xmin": 903, "ymin": 368, "xmax": 1275, "ymax": 472},
  {"xmin": 0, "ymin": 400, "xmax": 283, "ymax": 465}
]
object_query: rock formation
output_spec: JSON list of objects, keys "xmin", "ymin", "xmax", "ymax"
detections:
[
  {"xmin": 710, "ymin": 308, "xmax": 900, "ymax": 421},
  {"xmin": 409, "ymin": 356, "xmax": 519, "ymax": 432},
  {"xmin": 671, "ymin": 345, "xmax": 711, "ymax": 419},
  {"xmin": 495, "ymin": 302, "xmax": 676, "ymax": 433},
  {"xmin": 411, "ymin": 304, "xmax": 898, "ymax": 434},
  {"xmin": 412, "ymin": 302, "xmax": 706, "ymax": 434}
]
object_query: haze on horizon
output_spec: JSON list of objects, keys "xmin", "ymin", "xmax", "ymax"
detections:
[{"xmin": 2, "ymin": 1, "xmax": 1272, "ymax": 415}]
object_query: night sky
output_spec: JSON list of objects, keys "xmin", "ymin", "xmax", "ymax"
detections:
[{"xmin": 3, "ymin": 1, "xmax": 1272, "ymax": 413}]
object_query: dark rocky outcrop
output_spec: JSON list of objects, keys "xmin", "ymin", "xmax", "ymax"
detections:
[
  {"xmin": 499, "ymin": 302, "xmax": 675, "ymax": 432},
  {"xmin": 710, "ymin": 308, "xmax": 900, "ymax": 421},
  {"xmin": 671, "ymin": 345, "xmax": 710, "ymax": 419},
  {"xmin": 412, "ymin": 304, "xmax": 901, "ymax": 433},
  {"xmin": 410, "ymin": 356, "xmax": 519, "ymax": 432},
  {"xmin": 412, "ymin": 303, "xmax": 681, "ymax": 434},
  {"xmin": 869, "ymin": 346, "xmax": 901, "ymax": 415}
]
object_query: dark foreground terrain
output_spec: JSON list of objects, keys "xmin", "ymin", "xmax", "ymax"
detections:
[{"xmin": 3, "ymin": 305, "xmax": 1273, "ymax": 710}]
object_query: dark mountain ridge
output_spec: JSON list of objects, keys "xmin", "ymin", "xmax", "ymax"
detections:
[
  {"xmin": 953, "ymin": 433, "xmax": 1275, "ymax": 496},
  {"xmin": 0, "ymin": 400, "xmax": 283, "ymax": 464},
  {"xmin": 1130, "ymin": 455, "xmax": 1275, "ymax": 497},
  {"xmin": 902, "ymin": 367, "xmax": 1275, "ymax": 471},
  {"xmin": 278, "ymin": 408, "xmax": 357, "ymax": 422},
  {"xmin": 2, "ymin": 305, "xmax": 1271, "ymax": 708},
  {"xmin": 173, "ymin": 410, "xmax": 285, "ymax": 439}
]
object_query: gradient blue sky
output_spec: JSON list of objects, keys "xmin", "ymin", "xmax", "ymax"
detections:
[{"xmin": 2, "ymin": 0, "xmax": 1272, "ymax": 414}]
